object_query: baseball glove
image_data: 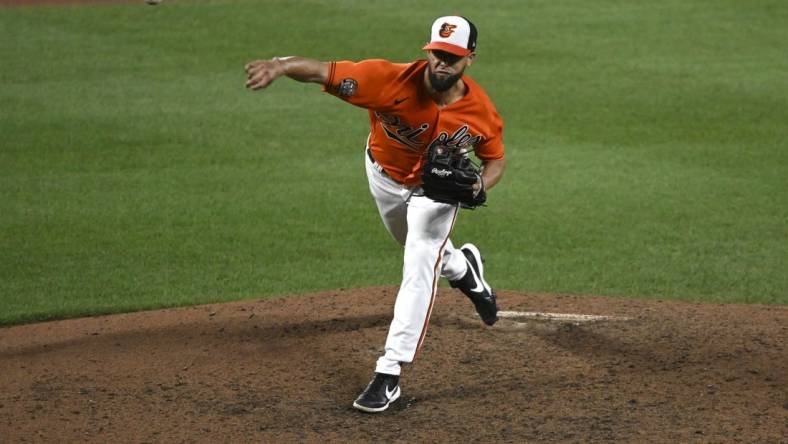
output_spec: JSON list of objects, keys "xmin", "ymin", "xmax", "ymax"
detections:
[{"xmin": 421, "ymin": 144, "xmax": 486, "ymax": 209}]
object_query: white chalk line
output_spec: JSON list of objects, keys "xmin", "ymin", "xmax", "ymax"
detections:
[{"xmin": 497, "ymin": 310, "xmax": 631, "ymax": 323}]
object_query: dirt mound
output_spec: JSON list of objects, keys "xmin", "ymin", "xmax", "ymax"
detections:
[{"xmin": 1, "ymin": 288, "xmax": 786, "ymax": 442}]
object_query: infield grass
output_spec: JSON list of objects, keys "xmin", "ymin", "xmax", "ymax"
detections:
[{"xmin": 1, "ymin": 0, "xmax": 786, "ymax": 324}]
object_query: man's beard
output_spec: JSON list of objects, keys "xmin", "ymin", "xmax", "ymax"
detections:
[{"xmin": 428, "ymin": 68, "xmax": 463, "ymax": 92}]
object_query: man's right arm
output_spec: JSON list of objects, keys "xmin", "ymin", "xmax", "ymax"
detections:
[{"xmin": 245, "ymin": 57, "xmax": 329, "ymax": 90}]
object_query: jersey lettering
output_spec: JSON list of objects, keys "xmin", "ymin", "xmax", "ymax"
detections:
[
  {"xmin": 375, "ymin": 112, "xmax": 430, "ymax": 151},
  {"xmin": 428, "ymin": 125, "xmax": 483, "ymax": 153}
]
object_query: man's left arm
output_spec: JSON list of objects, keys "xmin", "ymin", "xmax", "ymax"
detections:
[
  {"xmin": 474, "ymin": 105, "xmax": 505, "ymax": 193},
  {"xmin": 476, "ymin": 157, "xmax": 506, "ymax": 192}
]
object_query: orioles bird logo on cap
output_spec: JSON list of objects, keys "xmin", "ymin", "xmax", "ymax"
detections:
[{"xmin": 439, "ymin": 23, "xmax": 457, "ymax": 38}]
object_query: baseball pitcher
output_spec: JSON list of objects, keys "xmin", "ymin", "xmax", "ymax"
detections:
[{"xmin": 245, "ymin": 15, "xmax": 506, "ymax": 413}]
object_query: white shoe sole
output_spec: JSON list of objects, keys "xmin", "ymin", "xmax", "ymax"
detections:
[{"xmin": 352, "ymin": 386, "xmax": 401, "ymax": 413}]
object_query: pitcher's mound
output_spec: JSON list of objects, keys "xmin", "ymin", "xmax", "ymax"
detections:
[{"xmin": 1, "ymin": 287, "xmax": 786, "ymax": 442}]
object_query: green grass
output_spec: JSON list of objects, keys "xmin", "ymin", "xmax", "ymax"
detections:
[{"xmin": 1, "ymin": 0, "xmax": 786, "ymax": 325}]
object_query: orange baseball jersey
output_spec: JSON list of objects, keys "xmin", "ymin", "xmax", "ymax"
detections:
[{"xmin": 324, "ymin": 59, "xmax": 504, "ymax": 186}]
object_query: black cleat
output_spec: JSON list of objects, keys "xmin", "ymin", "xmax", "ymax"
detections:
[
  {"xmin": 353, "ymin": 373, "xmax": 401, "ymax": 413},
  {"xmin": 450, "ymin": 243, "xmax": 499, "ymax": 326}
]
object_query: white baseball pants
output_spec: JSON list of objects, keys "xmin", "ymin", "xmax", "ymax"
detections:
[{"xmin": 365, "ymin": 148, "xmax": 468, "ymax": 376}]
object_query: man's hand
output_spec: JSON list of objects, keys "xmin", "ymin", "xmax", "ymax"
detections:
[{"xmin": 245, "ymin": 58, "xmax": 285, "ymax": 90}]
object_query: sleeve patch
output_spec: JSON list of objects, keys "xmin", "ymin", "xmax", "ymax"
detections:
[{"xmin": 337, "ymin": 78, "xmax": 358, "ymax": 97}]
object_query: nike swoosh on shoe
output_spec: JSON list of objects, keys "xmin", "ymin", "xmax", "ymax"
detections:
[
  {"xmin": 466, "ymin": 258, "xmax": 485, "ymax": 293},
  {"xmin": 385, "ymin": 385, "xmax": 397, "ymax": 400}
]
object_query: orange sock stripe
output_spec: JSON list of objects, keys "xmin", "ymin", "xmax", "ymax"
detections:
[{"xmin": 414, "ymin": 205, "xmax": 460, "ymax": 359}]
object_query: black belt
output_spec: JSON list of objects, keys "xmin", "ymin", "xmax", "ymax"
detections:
[{"xmin": 366, "ymin": 148, "xmax": 388, "ymax": 177}]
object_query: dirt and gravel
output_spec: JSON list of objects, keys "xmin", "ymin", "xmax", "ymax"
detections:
[{"xmin": 1, "ymin": 287, "xmax": 786, "ymax": 443}]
